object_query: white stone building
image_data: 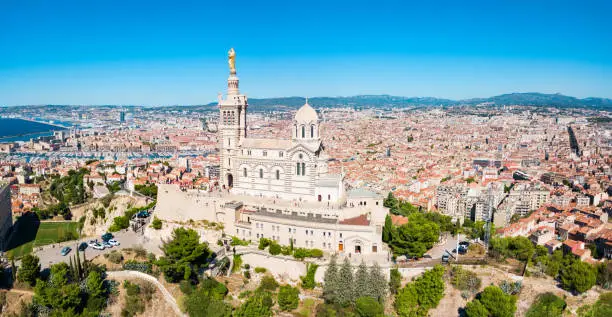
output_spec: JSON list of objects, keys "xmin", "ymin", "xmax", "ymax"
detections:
[{"xmin": 155, "ymin": 50, "xmax": 387, "ymax": 255}]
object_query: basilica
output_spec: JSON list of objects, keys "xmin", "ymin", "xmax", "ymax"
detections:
[{"xmin": 155, "ymin": 49, "xmax": 387, "ymax": 256}]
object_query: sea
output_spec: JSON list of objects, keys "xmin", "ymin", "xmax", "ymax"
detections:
[{"xmin": 0, "ymin": 118, "xmax": 64, "ymax": 142}]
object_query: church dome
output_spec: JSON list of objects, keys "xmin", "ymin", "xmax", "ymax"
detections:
[{"xmin": 294, "ymin": 101, "xmax": 318, "ymax": 123}]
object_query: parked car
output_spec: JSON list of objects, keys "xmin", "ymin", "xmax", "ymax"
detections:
[
  {"xmin": 108, "ymin": 239, "xmax": 120, "ymax": 246},
  {"xmin": 459, "ymin": 241, "xmax": 470, "ymax": 247},
  {"xmin": 78, "ymin": 242, "xmax": 88, "ymax": 251},
  {"xmin": 102, "ymin": 233, "xmax": 113, "ymax": 242},
  {"xmin": 93, "ymin": 243, "xmax": 105, "ymax": 250},
  {"xmin": 60, "ymin": 246, "xmax": 72, "ymax": 256},
  {"xmin": 137, "ymin": 211, "xmax": 150, "ymax": 218},
  {"xmin": 103, "ymin": 242, "xmax": 113, "ymax": 249},
  {"xmin": 87, "ymin": 240, "xmax": 98, "ymax": 248},
  {"xmin": 441, "ymin": 254, "xmax": 450, "ymax": 263}
]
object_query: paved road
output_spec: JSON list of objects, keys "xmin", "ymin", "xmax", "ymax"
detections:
[
  {"xmin": 34, "ymin": 229, "xmax": 145, "ymax": 269},
  {"xmin": 107, "ymin": 270, "xmax": 185, "ymax": 317},
  {"xmin": 426, "ymin": 233, "xmax": 464, "ymax": 259}
]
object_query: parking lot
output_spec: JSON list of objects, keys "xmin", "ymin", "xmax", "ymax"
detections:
[{"xmin": 34, "ymin": 229, "xmax": 144, "ymax": 269}]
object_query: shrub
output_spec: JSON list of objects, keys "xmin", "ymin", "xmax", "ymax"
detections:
[
  {"xmin": 278, "ymin": 285, "xmax": 300, "ymax": 311},
  {"xmin": 258, "ymin": 276, "xmax": 279, "ymax": 292},
  {"xmin": 526, "ymin": 292, "xmax": 566, "ymax": 317},
  {"xmin": 243, "ymin": 264, "xmax": 250, "ymax": 270},
  {"xmin": 269, "ymin": 242, "xmax": 282, "ymax": 255},
  {"xmin": 280, "ymin": 245, "xmax": 292, "ymax": 255},
  {"xmin": 106, "ymin": 250, "xmax": 123, "ymax": 264},
  {"xmin": 300, "ymin": 263, "xmax": 318, "ymax": 289},
  {"xmin": 499, "ymin": 280, "xmax": 522, "ymax": 295},
  {"xmin": 231, "ymin": 236, "xmax": 249, "ymax": 246},
  {"xmin": 179, "ymin": 280, "xmax": 195, "ymax": 295},
  {"xmin": 450, "ymin": 266, "xmax": 481, "ymax": 293},
  {"xmin": 109, "ymin": 215, "xmax": 129, "ymax": 232},
  {"xmin": 123, "ymin": 260, "xmax": 152, "ymax": 274},
  {"xmin": 254, "ymin": 267, "xmax": 267, "ymax": 274},
  {"xmin": 151, "ymin": 217, "xmax": 162, "ymax": 230},
  {"xmin": 258, "ymin": 238, "xmax": 271, "ymax": 250},
  {"xmin": 293, "ymin": 248, "xmax": 324, "ymax": 260},
  {"xmin": 356, "ymin": 296, "xmax": 384, "ymax": 317}
]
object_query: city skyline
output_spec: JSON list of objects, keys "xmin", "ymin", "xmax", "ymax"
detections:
[{"xmin": 1, "ymin": 0, "xmax": 611, "ymax": 105}]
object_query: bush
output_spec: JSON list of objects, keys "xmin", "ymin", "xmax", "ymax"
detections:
[
  {"xmin": 109, "ymin": 215, "xmax": 129, "ymax": 232},
  {"xmin": 106, "ymin": 250, "xmax": 124, "ymax": 264},
  {"xmin": 300, "ymin": 263, "xmax": 318, "ymax": 290},
  {"xmin": 179, "ymin": 280, "xmax": 195, "ymax": 295},
  {"xmin": 151, "ymin": 217, "xmax": 162, "ymax": 230},
  {"xmin": 254, "ymin": 267, "xmax": 267, "ymax": 274},
  {"xmin": 258, "ymin": 276, "xmax": 279, "ymax": 292},
  {"xmin": 526, "ymin": 292, "xmax": 566, "ymax": 317},
  {"xmin": 231, "ymin": 236, "xmax": 249, "ymax": 246},
  {"xmin": 258, "ymin": 238, "xmax": 272, "ymax": 250},
  {"xmin": 244, "ymin": 270, "xmax": 251, "ymax": 279},
  {"xmin": 293, "ymin": 247, "xmax": 324, "ymax": 260},
  {"xmin": 123, "ymin": 260, "xmax": 152, "ymax": 274},
  {"xmin": 278, "ymin": 285, "xmax": 300, "ymax": 311},
  {"xmin": 450, "ymin": 266, "xmax": 481, "ymax": 293},
  {"xmin": 269, "ymin": 242, "xmax": 282, "ymax": 255},
  {"xmin": 356, "ymin": 296, "xmax": 384, "ymax": 317}
]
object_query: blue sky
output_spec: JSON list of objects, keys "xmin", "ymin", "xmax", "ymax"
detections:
[{"xmin": 1, "ymin": 0, "xmax": 610, "ymax": 105}]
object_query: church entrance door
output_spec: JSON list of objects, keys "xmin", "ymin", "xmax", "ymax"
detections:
[
  {"xmin": 338, "ymin": 242, "xmax": 343, "ymax": 252},
  {"xmin": 227, "ymin": 174, "xmax": 233, "ymax": 188},
  {"xmin": 318, "ymin": 195, "xmax": 322, "ymax": 202}
]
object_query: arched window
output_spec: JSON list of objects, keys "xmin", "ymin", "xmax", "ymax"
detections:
[
  {"xmin": 276, "ymin": 170, "xmax": 280, "ymax": 180},
  {"xmin": 296, "ymin": 163, "xmax": 301, "ymax": 175},
  {"xmin": 302, "ymin": 163, "xmax": 306, "ymax": 175},
  {"xmin": 243, "ymin": 168, "xmax": 247, "ymax": 177},
  {"xmin": 301, "ymin": 125, "xmax": 305, "ymax": 138},
  {"xmin": 259, "ymin": 168, "xmax": 263, "ymax": 178},
  {"xmin": 311, "ymin": 125, "xmax": 314, "ymax": 138}
]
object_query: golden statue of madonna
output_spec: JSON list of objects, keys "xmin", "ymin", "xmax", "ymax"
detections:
[{"xmin": 228, "ymin": 48, "xmax": 236, "ymax": 74}]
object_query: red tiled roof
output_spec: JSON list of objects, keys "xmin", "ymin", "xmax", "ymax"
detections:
[
  {"xmin": 390, "ymin": 214, "xmax": 408, "ymax": 226},
  {"xmin": 340, "ymin": 214, "xmax": 370, "ymax": 226}
]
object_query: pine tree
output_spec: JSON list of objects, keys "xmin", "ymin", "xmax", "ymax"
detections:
[
  {"xmin": 76, "ymin": 249, "xmax": 82, "ymax": 280},
  {"xmin": 337, "ymin": 257, "xmax": 355, "ymax": 306},
  {"xmin": 368, "ymin": 262, "xmax": 388, "ymax": 302},
  {"xmin": 323, "ymin": 254, "xmax": 339, "ymax": 304},
  {"xmin": 383, "ymin": 214, "xmax": 394, "ymax": 243},
  {"xmin": 354, "ymin": 261, "xmax": 370, "ymax": 299},
  {"xmin": 69, "ymin": 256, "xmax": 76, "ymax": 280}
]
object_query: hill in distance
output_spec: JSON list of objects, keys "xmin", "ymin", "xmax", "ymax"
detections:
[{"xmin": 200, "ymin": 92, "xmax": 612, "ymax": 110}]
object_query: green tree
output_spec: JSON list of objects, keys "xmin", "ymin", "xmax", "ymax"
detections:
[
  {"xmin": 389, "ymin": 267, "xmax": 402, "ymax": 295},
  {"xmin": 465, "ymin": 299, "xmax": 489, "ymax": 317},
  {"xmin": 394, "ymin": 265, "xmax": 445, "ymax": 317},
  {"xmin": 355, "ymin": 296, "xmax": 384, "ymax": 317},
  {"xmin": 184, "ymin": 283, "xmax": 232, "ymax": 317},
  {"xmin": 235, "ymin": 291, "xmax": 274, "ymax": 317},
  {"xmin": 560, "ymin": 260, "xmax": 597, "ymax": 294},
  {"xmin": 477, "ymin": 285, "xmax": 517, "ymax": 317},
  {"xmin": 156, "ymin": 227, "xmax": 212, "ymax": 282},
  {"xmin": 368, "ymin": 262, "xmax": 387, "ymax": 302},
  {"xmin": 383, "ymin": 214, "xmax": 394, "ymax": 243},
  {"xmin": 526, "ymin": 292, "xmax": 566, "ymax": 317},
  {"xmin": 278, "ymin": 285, "xmax": 299, "ymax": 311},
  {"xmin": 337, "ymin": 257, "xmax": 355, "ymax": 306},
  {"xmin": 300, "ymin": 263, "xmax": 318, "ymax": 289},
  {"xmin": 354, "ymin": 261, "xmax": 370, "ymax": 299},
  {"xmin": 595, "ymin": 261, "xmax": 612, "ymax": 289},
  {"xmin": 17, "ymin": 254, "xmax": 40, "ymax": 286},
  {"xmin": 323, "ymin": 255, "xmax": 340, "ymax": 304}
]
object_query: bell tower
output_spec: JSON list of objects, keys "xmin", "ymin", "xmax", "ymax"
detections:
[{"xmin": 219, "ymin": 48, "xmax": 247, "ymax": 188}]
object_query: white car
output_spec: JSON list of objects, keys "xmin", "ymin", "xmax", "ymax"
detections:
[
  {"xmin": 92, "ymin": 243, "xmax": 105, "ymax": 250},
  {"xmin": 108, "ymin": 239, "xmax": 120, "ymax": 246},
  {"xmin": 87, "ymin": 240, "xmax": 98, "ymax": 248}
]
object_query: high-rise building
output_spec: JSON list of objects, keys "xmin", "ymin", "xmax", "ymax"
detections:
[{"xmin": 119, "ymin": 111, "xmax": 126, "ymax": 122}]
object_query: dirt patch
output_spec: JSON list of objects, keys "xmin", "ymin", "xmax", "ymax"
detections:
[
  {"xmin": 104, "ymin": 277, "xmax": 179, "ymax": 317},
  {"xmin": 1, "ymin": 289, "xmax": 34, "ymax": 316}
]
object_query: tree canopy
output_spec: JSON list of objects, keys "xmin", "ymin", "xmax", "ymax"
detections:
[
  {"xmin": 157, "ymin": 227, "xmax": 212, "ymax": 282},
  {"xmin": 465, "ymin": 285, "xmax": 517, "ymax": 317},
  {"xmin": 394, "ymin": 265, "xmax": 445, "ymax": 316}
]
